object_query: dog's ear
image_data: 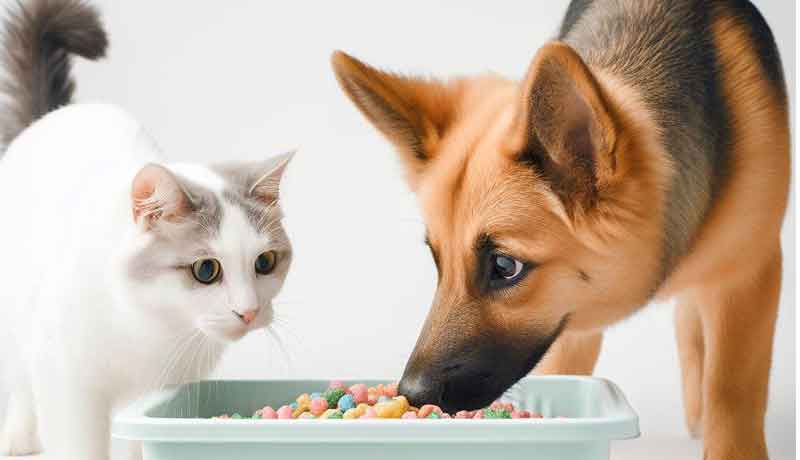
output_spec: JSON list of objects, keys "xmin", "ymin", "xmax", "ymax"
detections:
[
  {"xmin": 331, "ymin": 51, "xmax": 452, "ymax": 184},
  {"xmin": 514, "ymin": 42, "xmax": 617, "ymax": 211}
]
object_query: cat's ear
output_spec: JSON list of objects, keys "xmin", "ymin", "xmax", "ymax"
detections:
[
  {"xmin": 131, "ymin": 164, "xmax": 193, "ymax": 229},
  {"xmin": 249, "ymin": 150, "xmax": 295, "ymax": 203}
]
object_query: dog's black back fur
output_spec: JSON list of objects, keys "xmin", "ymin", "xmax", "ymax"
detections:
[{"xmin": 558, "ymin": 0, "xmax": 785, "ymax": 281}]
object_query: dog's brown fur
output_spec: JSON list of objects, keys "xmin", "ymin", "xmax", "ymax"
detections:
[{"xmin": 331, "ymin": 1, "xmax": 788, "ymax": 458}]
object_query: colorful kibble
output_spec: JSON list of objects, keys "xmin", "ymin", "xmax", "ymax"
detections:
[
  {"xmin": 367, "ymin": 387, "xmax": 380, "ymax": 405},
  {"xmin": 319, "ymin": 409, "xmax": 342, "ymax": 419},
  {"xmin": 260, "ymin": 406, "xmax": 277, "ymax": 419},
  {"xmin": 213, "ymin": 383, "xmax": 555, "ymax": 422},
  {"xmin": 484, "ymin": 408, "xmax": 512, "ymax": 419},
  {"xmin": 349, "ymin": 384, "xmax": 368, "ymax": 404},
  {"xmin": 343, "ymin": 408, "xmax": 361, "ymax": 419},
  {"xmin": 384, "ymin": 382, "xmax": 399, "ymax": 398},
  {"xmin": 374, "ymin": 396, "xmax": 410, "ymax": 418},
  {"xmin": 310, "ymin": 397, "xmax": 329, "ymax": 416},
  {"xmin": 337, "ymin": 394, "xmax": 356, "ymax": 411},
  {"xmin": 277, "ymin": 405, "xmax": 294, "ymax": 419},
  {"xmin": 417, "ymin": 404, "xmax": 442, "ymax": 418},
  {"xmin": 323, "ymin": 388, "xmax": 347, "ymax": 408}
]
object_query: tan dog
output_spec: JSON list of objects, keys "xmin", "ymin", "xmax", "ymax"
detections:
[{"xmin": 331, "ymin": 0, "xmax": 788, "ymax": 458}]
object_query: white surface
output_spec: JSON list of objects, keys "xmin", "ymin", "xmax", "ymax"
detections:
[{"xmin": 0, "ymin": 1, "xmax": 795, "ymax": 459}]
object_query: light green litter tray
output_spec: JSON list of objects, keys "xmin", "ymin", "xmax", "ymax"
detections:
[{"xmin": 112, "ymin": 376, "xmax": 639, "ymax": 460}]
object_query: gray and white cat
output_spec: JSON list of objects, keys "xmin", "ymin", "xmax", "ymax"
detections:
[{"xmin": 0, "ymin": 1, "xmax": 293, "ymax": 459}]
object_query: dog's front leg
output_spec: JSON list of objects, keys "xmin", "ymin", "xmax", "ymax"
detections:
[
  {"xmin": 534, "ymin": 330, "xmax": 603, "ymax": 375},
  {"xmin": 698, "ymin": 248, "xmax": 781, "ymax": 460}
]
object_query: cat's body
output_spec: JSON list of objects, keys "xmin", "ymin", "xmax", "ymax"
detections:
[{"xmin": 0, "ymin": 2, "xmax": 293, "ymax": 459}]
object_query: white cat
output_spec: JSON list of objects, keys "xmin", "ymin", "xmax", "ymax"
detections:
[{"xmin": 0, "ymin": 1, "xmax": 293, "ymax": 459}]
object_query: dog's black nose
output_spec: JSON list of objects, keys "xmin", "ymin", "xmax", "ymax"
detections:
[{"xmin": 398, "ymin": 373, "xmax": 443, "ymax": 408}]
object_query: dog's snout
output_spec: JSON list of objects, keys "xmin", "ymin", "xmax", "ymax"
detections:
[{"xmin": 398, "ymin": 373, "xmax": 444, "ymax": 408}]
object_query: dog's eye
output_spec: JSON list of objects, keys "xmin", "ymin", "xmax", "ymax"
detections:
[
  {"xmin": 192, "ymin": 258, "xmax": 222, "ymax": 284},
  {"xmin": 255, "ymin": 250, "xmax": 277, "ymax": 275},
  {"xmin": 489, "ymin": 253, "xmax": 527, "ymax": 288}
]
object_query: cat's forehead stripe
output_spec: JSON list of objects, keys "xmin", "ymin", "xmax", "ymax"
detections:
[{"xmin": 221, "ymin": 190, "xmax": 278, "ymax": 233}]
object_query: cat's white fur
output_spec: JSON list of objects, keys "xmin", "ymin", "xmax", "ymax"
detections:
[{"xmin": 0, "ymin": 103, "xmax": 293, "ymax": 460}]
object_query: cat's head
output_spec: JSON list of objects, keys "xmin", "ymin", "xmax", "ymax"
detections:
[{"xmin": 121, "ymin": 152, "xmax": 294, "ymax": 343}]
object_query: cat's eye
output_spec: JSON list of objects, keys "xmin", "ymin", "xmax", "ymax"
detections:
[
  {"xmin": 255, "ymin": 251, "xmax": 277, "ymax": 275},
  {"xmin": 192, "ymin": 258, "xmax": 222, "ymax": 284},
  {"xmin": 488, "ymin": 253, "xmax": 527, "ymax": 289}
]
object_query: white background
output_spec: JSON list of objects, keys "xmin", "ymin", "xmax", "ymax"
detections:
[{"xmin": 0, "ymin": 1, "xmax": 795, "ymax": 459}]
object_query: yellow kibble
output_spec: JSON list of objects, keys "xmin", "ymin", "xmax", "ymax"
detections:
[
  {"xmin": 292, "ymin": 399, "xmax": 311, "ymax": 418},
  {"xmin": 343, "ymin": 408, "xmax": 361, "ymax": 419},
  {"xmin": 296, "ymin": 393, "xmax": 311, "ymax": 406},
  {"xmin": 393, "ymin": 396, "xmax": 410, "ymax": 413},
  {"xmin": 374, "ymin": 396, "xmax": 409, "ymax": 419},
  {"xmin": 318, "ymin": 408, "xmax": 339, "ymax": 419}
]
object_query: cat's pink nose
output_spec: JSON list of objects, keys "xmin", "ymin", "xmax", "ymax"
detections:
[{"xmin": 235, "ymin": 309, "xmax": 258, "ymax": 324}]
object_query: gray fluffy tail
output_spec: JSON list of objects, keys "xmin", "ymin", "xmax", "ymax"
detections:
[{"xmin": 0, "ymin": 0, "xmax": 107, "ymax": 149}]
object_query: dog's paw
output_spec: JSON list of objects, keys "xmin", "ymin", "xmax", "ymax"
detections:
[{"xmin": 0, "ymin": 421, "xmax": 42, "ymax": 456}]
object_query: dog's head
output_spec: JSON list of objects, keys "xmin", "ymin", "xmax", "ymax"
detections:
[{"xmin": 332, "ymin": 43, "xmax": 665, "ymax": 412}]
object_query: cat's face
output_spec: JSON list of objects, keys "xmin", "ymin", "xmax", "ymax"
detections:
[{"xmin": 122, "ymin": 153, "xmax": 293, "ymax": 343}]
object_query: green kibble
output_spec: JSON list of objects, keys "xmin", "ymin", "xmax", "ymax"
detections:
[
  {"xmin": 484, "ymin": 408, "xmax": 511, "ymax": 419},
  {"xmin": 231, "ymin": 413, "xmax": 242, "ymax": 419},
  {"xmin": 328, "ymin": 410, "xmax": 344, "ymax": 419},
  {"xmin": 427, "ymin": 412, "xmax": 441, "ymax": 419},
  {"xmin": 323, "ymin": 388, "xmax": 347, "ymax": 408}
]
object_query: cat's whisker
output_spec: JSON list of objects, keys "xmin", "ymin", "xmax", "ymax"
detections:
[
  {"xmin": 268, "ymin": 319, "xmax": 309, "ymax": 356},
  {"xmin": 155, "ymin": 330, "xmax": 202, "ymax": 391},
  {"xmin": 152, "ymin": 330, "xmax": 198, "ymax": 389},
  {"xmin": 265, "ymin": 326, "xmax": 294, "ymax": 375}
]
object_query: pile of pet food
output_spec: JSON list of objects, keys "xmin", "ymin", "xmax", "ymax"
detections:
[{"xmin": 213, "ymin": 381, "xmax": 545, "ymax": 420}]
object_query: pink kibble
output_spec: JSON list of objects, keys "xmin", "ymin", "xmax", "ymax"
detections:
[
  {"xmin": 367, "ymin": 388, "xmax": 380, "ymax": 405},
  {"xmin": 472, "ymin": 410, "xmax": 484, "ymax": 419},
  {"xmin": 310, "ymin": 398, "xmax": 329, "ymax": 416},
  {"xmin": 277, "ymin": 405, "xmax": 294, "ymax": 419},
  {"xmin": 383, "ymin": 383, "xmax": 399, "ymax": 398},
  {"xmin": 417, "ymin": 404, "xmax": 442, "ymax": 418},
  {"xmin": 511, "ymin": 410, "xmax": 522, "ymax": 419},
  {"xmin": 518, "ymin": 410, "xmax": 531, "ymax": 419},
  {"xmin": 441, "ymin": 413, "xmax": 451, "ymax": 419},
  {"xmin": 349, "ymin": 384, "xmax": 368, "ymax": 404},
  {"xmin": 361, "ymin": 407, "xmax": 378, "ymax": 419},
  {"xmin": 502, "ymin": 402, "xmax": 515, "ymax": 412},
  {"xmin": 217, "ymin": 414, "xmax": 230, "ymax": 419},
  {"xmin": 531, "ymin": 413, "xmax": 543, "ymax": 419},
  {"xmin": 490, "ymin": 401, "xmax": 504, "ymax": 410},
  {"xmin": 401, "ymin": 411, "xmax": 417, "ymax": 419},
  {"xmin": 454, "ymin": 410, "xmax": 471, "ymax": 419},
  {"xmin": 261, "ymin": 406, "xmax": 277, "ymax": 419},
  {"xmin": 329, "ymin": 380, "xmax": 346, "ymax": 390}
]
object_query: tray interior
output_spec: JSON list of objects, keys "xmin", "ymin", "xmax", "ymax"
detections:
[{"xmin": 145, "ymin": 378, "xmax": 616, "ymax": 419}]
